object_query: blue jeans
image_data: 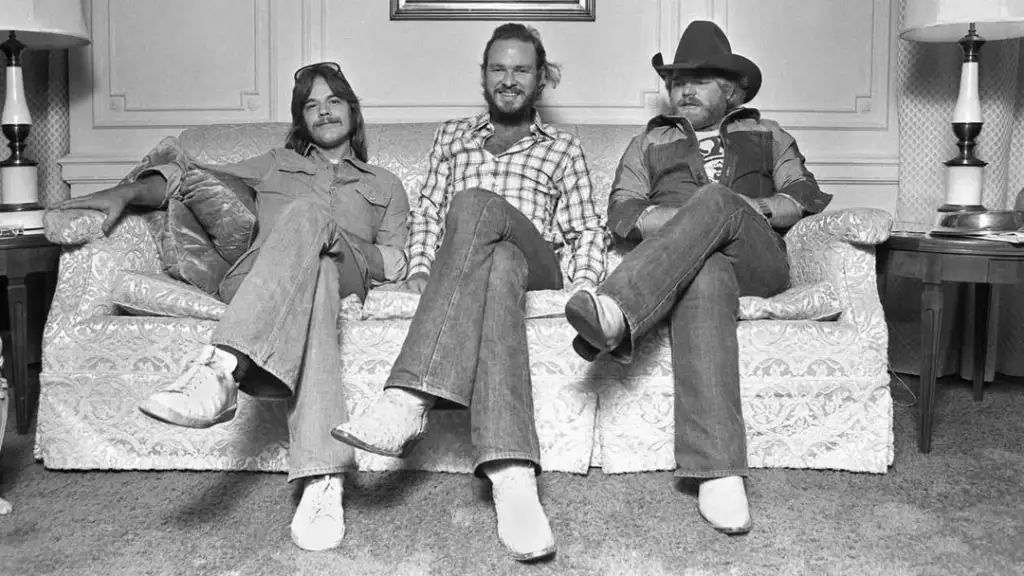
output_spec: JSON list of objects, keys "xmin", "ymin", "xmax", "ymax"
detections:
[
  {"xmin": 213, "ymin": 199, "xmax": 369, "ymax": 482},
  {"xmin": 598, "ymin": 185, "xmax": 789, "ymax": 478},
  {"xmin": 386, "ymin": 188, "xmax": 563, "ymax": 475}
]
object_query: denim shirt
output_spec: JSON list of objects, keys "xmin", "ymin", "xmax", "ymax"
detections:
[
  {"xmin": 150, "ymin": 145, "xmax": 410, "ymax": 284},
  {"xmin": 607, "ymin": 107, "xmax": 832, "ymax": 240}
]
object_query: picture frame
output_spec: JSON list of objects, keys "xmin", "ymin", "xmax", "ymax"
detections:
[{"xmin": 390, "ymin": 0, "xmax": 595, "ymax": 22}]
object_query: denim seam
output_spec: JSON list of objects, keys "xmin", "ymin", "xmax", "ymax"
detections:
[
  {"xmin": 673, "ymin": 468, "xmax": 749, "ymax": 479},
  {"xmin": 473, "ymin": 450, "xmax": 543, "ymax": 476},
  {"xmin": 420, "ymin": 196, "xmax": 500, "ymax": 387},
  {"xmin": 385, "ymin": 378, "xmax": 470, "ymax": 407},
  {"xmin": 631, "ymin": 206, "xmax": 746, "ymax": 337},
  {"xmin": 219, "ymin": 230, "xmax": 328, "ymax": 368},
  {"xmin": 288, "ymin": 464, "xmax": 357, "ymax": 483}
]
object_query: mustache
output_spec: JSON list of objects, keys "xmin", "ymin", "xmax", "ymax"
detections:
[{"xmin": 313, "ymin": 117, "xmax": 343, "ymax": 127}]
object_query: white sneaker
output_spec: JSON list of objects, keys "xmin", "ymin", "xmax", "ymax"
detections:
[
  {"xmin": 139, "ymin": 345, "xmax": 238, "ymax": 428},
  {"xmin": 291, "ymin": 474, "xmax": 345, "ymax": 551},
  {"xmin": 697, "ymin": 475, "xmax": 752, "ymax": 535},
  {"xmin": 488, "ymin": 465, "xmax": 556, "ymax": 562},
  {"xmin": 330, "ymin": 390, "xmax": 430, "ymax": 458}
]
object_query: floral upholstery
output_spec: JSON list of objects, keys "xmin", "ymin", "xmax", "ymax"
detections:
[{"xmin": 36, "ymin": 123, "xmax": 895, "ymax": 475}]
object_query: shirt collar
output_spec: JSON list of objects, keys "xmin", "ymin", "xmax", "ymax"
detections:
[
  {"xmin": 305, "ymin": 144, "xmax": 374, "ymax": 174},
  {"xmin": 469, "ymin": 110, "xmax": 556, "ymax": 140},
  {"xmin": 645, "ymin": 106, "xmax": 761, "ymax": 133}
]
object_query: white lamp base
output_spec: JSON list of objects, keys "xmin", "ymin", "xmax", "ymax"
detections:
[
  {"xmin": 0, "ymin": 164, "xmax": 40, "ymax": 208},
  {"xmin": 939, "ymin": 164, "xmax": 985, "ymax": 213}
]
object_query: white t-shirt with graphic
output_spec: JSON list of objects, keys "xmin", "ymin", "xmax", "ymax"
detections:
[{"xmin": 695, "ymin": 129, "xmax": 724, "ymax": 183}]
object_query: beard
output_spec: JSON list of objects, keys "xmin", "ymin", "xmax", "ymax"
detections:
[
  {"xmin": 483, "ymin": 83, "xmax": 542, "ymax": 124},
  {"xmin": 674, "ymin": 97, "xmax": 728, "ymax": 130}
]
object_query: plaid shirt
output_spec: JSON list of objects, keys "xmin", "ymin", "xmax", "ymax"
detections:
[{"xmin": 408, "ymin": 111, "xmax": 608, "ymax": 286}]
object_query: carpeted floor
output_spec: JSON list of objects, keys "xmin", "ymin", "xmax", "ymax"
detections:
[{"xmin": 2, "ymin": 373, "xmax": 1024, "ymax": 576}]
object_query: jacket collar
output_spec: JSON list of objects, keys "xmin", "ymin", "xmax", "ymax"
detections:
[
  {"xmin": 645, "ymin": 106, "xmax": 761, "ymax": 134},
  {"xmin": 283, "ymin": 144, "xmax": 373, "ymax": 174}
]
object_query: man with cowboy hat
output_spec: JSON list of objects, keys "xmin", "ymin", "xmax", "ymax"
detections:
[{"xmin": 563, "ymin": 20, "xmax": 832, "ymax": 535}]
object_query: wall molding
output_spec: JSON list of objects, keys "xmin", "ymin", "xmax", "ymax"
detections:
[
  {"xmin": 91, "ymin": 0, "xmax": 275, "ymax": 127},
  {"xmin": 346, "ymin": 0, "xmax": 894, "ymax": 128},
  {"xmin": 301, "ymin": 0, "xmax": 327, "ymax": 65}
]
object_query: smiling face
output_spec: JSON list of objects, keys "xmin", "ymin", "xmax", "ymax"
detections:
[
  {"xmin": 301, "ymin": 76, "xmax": 353, "ymax": 151},
  {"xmin": 482, "ymin": 39, "xmax": 543, "ymax": 123},
  {"xmin": 667, "ymin": 71, "xmax": 730, "ymax": 130}
]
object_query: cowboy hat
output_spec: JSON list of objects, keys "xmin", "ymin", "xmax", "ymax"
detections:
[{"xmin": 652, "ymin": 20, "xmax": 762, "ymax": 103}]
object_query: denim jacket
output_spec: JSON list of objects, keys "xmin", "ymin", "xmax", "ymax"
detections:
[
  {"xmin": 607, "ymin": 107, "xmax": 832, "ymax": 240},
  {"xmin": 148, "ymin": 145, "xmax": 410, "ymax": 286}
]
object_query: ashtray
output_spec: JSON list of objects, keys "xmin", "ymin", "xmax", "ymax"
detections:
[{"xmin": 934, "ymin": 210, "xmax": 1024, "ymax": 232}]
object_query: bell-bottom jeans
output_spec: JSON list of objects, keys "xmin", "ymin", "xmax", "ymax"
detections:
[
  {"xmin": 385, "ymin": 188, "xmax": 564, "ymax": 475},
  {"xmin": 598, "ymin": 184, "xmax": 790, "ymax": 478},
  {"xmin": 213, "ymin": 198, "xmax": 369, "ymax": 482}
]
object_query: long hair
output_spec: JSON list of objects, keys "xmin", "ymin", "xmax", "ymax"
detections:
[
  {"xmin": 480, "ymin": 23, "xmax": 562, "ymax": 91},
  {"xmin": 285, "ymin": 64, "xmax": 368, "ymax": 162}
]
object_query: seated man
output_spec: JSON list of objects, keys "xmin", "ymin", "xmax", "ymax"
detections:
[
  {"xmin": 563, "ymin": 21, "xmax": 832, "ymax": 535},
  {"xmin": 53, "ymin": 63, "xmax": 409, "ymax": 552},
  {"xmin": 331, "ymin": 23, "xmax": 608, "ymax": 562}
]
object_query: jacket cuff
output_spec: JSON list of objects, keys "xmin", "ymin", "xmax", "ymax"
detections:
[
  {"xmin": 780, "ymin": 181, "xmax": 832, "ymax": 215},
  {"xmin": 608, "ymin": 199, "xmax": 653, "ymax": 240}
]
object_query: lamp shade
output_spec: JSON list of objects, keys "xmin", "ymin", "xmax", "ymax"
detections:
[
  {"xmin": 0, "ymin": 0, "xmax": 90, "ymax": 49},
  {"xmin": 901, "ymin": 0, "xmax": 1024, "ymax": 42}
]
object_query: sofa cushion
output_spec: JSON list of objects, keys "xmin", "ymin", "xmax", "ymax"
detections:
[
  {"xmin": 357, "ymin": 281, "xmax": 842, "ymax": 322},
  {"xmin": 159, "ymin": 168, "xmax": 257, "ymax": 295},
  {"xmin": 112, "ymin": 270, "xmax": 227, "ymax": 320}
]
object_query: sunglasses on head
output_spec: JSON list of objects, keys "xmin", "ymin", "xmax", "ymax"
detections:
[{"xmin": 294, "ymin": 61, "xmax": 343, "ymax": 81}]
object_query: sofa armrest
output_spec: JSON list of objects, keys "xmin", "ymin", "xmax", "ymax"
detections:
[
  {"xmin": 787, "ymin": 207, "xmax": 893, "ymax": 247},
  {"xmin": 42, "ymin": 210, "xmax": 165, "ymax": 373},
  {"xmin": 785, "ymin": 208, "xmax": 893, "ymax": 365}
]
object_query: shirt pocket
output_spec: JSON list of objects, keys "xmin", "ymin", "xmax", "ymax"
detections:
[
  {"xmin": 264, "ymin": 159, "xmax": 316, "ymax": 201},
  {"xmin": 345, "ymin": 182, "xmax": 389, "ymax": 240}
]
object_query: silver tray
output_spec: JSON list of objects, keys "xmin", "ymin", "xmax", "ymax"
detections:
[{"xmin": 935, "ymin": 210, "xmax": 1024, "ymax": 232}]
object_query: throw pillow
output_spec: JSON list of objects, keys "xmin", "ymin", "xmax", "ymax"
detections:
[
  {"xmin": 111, "ymin": 270, "xmax": 227, "ymax": 320},
  {"xmin": 738, "ymin": 281, "xmax": 843, "ymax": 321},
  {"xmin": 159, "ymin": 168, "xmax": 258, "ymax": 295}
]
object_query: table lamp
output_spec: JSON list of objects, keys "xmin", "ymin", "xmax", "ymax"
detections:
[
  {"xmin": 0, "ymin": 0, "xmax": 90, "ymax": 231},
  {"xmin": 900, "ymin": 0, "xmax": 1024, "ymax": 230}
]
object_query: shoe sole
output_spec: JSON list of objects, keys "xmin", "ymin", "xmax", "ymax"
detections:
[
  {"xmin": 138, "ymin": 402, "xmax": 237, "ymax": 429},
  {"xmin": 565, "ymin": 291, "xmax": 614, "ymax": 354},
  {"xmin": 503, "ymin": 541, "xmax": 557, "ymax": 563},
  {"xmin": 698, "ymin": 509, "xmax": 752, "ymax": 536},
  {"xmin": 290, "ymin": 529, "xmax": 344, "ymax": 552},
  {"xmin": 571, "ymin": 335, "xmax": 601, "ymax": 363},
  {"xmin": 330, "ymin": 426, "xmax": 423, "ymax": 459}
]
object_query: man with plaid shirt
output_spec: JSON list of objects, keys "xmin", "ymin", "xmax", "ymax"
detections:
[{"xmin": 332, "ymin": 23, "xmax": 606, "ymax": 562}]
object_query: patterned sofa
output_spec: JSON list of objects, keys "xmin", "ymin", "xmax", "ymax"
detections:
[{"xmin": 36, "ymin": 122, "xmax": 895, "ymax": 475}]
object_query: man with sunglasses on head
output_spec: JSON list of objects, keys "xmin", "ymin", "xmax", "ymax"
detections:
[
  {"xmin": 330, "ymin": 23, "xmax": 607, "ymax": 562},
  {"xmin": 53, "ymin": 62, "xmax": 409, "ymax": 552}
]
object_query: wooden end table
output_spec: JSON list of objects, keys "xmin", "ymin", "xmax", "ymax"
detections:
[
  {"xmin": 0, "ymin": 233, "xmax": 60, "ymax": 434},
  {"xmin": 878, "ymin": 229, "xmax": 1024, "ymax": 453}
]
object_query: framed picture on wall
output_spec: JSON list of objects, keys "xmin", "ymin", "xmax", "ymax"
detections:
[{"xmin": 390, "ymin": 0, "xmax": 595, "ymax": 21}]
